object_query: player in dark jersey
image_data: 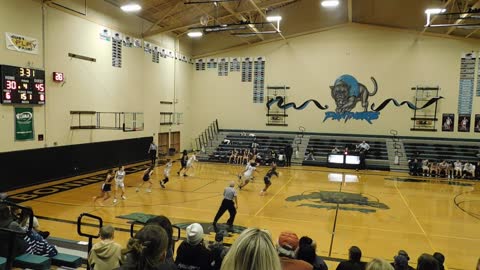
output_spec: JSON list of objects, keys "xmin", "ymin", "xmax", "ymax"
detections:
[
  {"xmin": 93, "ymin": 169, "xmax": 114, "ymax": 206},
  {"xmin": 260, "ymin": 163, "xmax": 279, "ymax": 196},
  {"xmin": 177, "ymin": 150, "xmax": 189, "ymax": 176},
  {"xmin": 137, "ymin": 165, "xmax": 154, "ymax": 193}
]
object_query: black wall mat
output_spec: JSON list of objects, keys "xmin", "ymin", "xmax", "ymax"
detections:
[{"xmin": 0, "ymin": 137, "xmax": 151, "ymax": 191}]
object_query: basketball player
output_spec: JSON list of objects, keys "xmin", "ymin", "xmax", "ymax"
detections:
[
  {"xmin": 454, "ymin": 160, "xmax": 463, "ymax": 178},
  {"xmin": 93, "ymin": 169, "xmax": 114, "ymax": 206},
  {"xmin": 238, "ymin": 161, "xmax": 258, "ymax": 190},
  {"xmin": 228, "ymin": 149, "xmax": 238, "ymax": 164},
  {"xmin": 177, "ymin": 150, "xmax": 188, "ymax": 176},
  {"xmin": 183, "ymin": 151, "xmax": 198, "ymax": 176},
  {"xmin": 260, "ymin": 163, "xmax": 279, "ymax": 196},
  {"xmin": 160, "ymin": 159, "xmax": 173, "ymax": 188},
  {"xmin": 213, "ymin": 181, "xmax": 238, "ymax": 232},
  {"xmin": 113, "ymin": 165, "xmax": 127, "ymax": 203},
  {"xmin": 137, "ymin": 166, "xmax": 154, "ymax": 193},
  {"xmin": 438, "ymin": 160, "xmax": 448, "ymax": 178},
  {"xmin": 422, "ymin": 159, "xmax": 430, "ymax": 176}
]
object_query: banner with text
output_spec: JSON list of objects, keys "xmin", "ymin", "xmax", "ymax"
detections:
[
  {"xmin": 15, "ymin": 107, "xmax": 34, "ymax": 141},
  {"xmin": 5, "ymin": 32, "xmax": 39, "ymax": 54}
]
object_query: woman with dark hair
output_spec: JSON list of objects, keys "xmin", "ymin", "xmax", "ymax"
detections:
[
  {"xmin": 93, "ymin": 169, "xmax": 115, "ymax": 206},
  {"xmin": 417, "ymin": 254, "xmax": 439, "ymax": 270},
  {"xmin": 137, "ymin": 166, "xmax": 154, "ymax": 193},
  {"xmin": 118, "ymin": 225, "xmax": 177, "ymax": 270},
  {"xmin": 432, "ymin": 253, "xmax": 445, "ymax": 270},
  {"xmin": 177, "ymin": 150, "xmax": 188, "ymax": 176},
  {"xmin": 297, "ymin": 236, "xmax": 328, "ymax": 270},
  {"xmin": 146, "ymin": 216, "xmax": 174, "ymax": 264},
  {"xmin": 336, "ymin": 246, "xmax": 366, "ymax": 270}
]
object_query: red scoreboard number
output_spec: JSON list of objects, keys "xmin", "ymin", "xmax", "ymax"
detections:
[
  {"xmin": 1, "ymin": 65, "xmax": 45, "ymax": 104},
  {"xmin": 53, "ymin": 72, "xmax": 64, "ymax": 82}
]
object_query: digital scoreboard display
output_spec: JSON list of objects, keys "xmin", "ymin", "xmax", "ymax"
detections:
[{"xmin": 1, "ymin": 65, "xmax": 45, "ymax": 105}]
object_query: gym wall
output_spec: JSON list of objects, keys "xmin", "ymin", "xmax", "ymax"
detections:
[{"xmin": 190, "ymin": 24, "xmax": 480, "ymax": 139}]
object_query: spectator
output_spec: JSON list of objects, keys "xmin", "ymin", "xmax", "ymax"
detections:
[
  {"xmin": 477, "ymin": 257, "xmax": 480, "ymax": 270},
  {"xmin": 209, "ymin": 232, "xmax": 228, "ymax": 270},
  {"xmin": 408, "ymin": 159, "xmax": 420, "ymax": 176},
  {"xmin": 88, "ymin": 225, "xmax": 123, "ymax": 270},
  {"xmin": 432, "ymin": 253, "xmax": 445, "ymax": 270},
  {"xmin": 0, "ymin": 205, "xmax": 27, "ymax": 258},
  {"xmin": 0, "ymin": 192, "xmax": 7, "ymax": 200},
  {"xmin": 146, "ymin": 216, "xmax": 175, "ymax": 264},
  {"xmin": 336, "ymin": 246, "xmax": 366, "ymax": 270},
  {"xmin": 305, "ymin": 149, "xmax": 316, "ymax": 161},
  {"xmin": 366, "ymin": 259, "xmax": 393, "ymax": 270},
  {"xmin": 417, "ymin": 254, "xmax": 439, "ymax": 270},
  {"xmin": 297, "ymin": 236, "xmax": 328, "ymax": 270},
  {"xmin": 285, "ymin": 144, "xmax": 294, "ymax": 167},
  {"xmin": 119, "ymin": 225, "xmax": 176, "ymax": 270},
  {"xmin": 331, "ymin": 147, "xmax": 341, "ymax": 154},
  {"xmin": 453, "ymin": 160, "xmax": 463, "ymax": 178},
  {"xmin": 391, "ymin": 251, "xmax": 414, "ymax": 270},
  {"xmin": 222, "ymin": 139, "xmax": 231, "ymax": 145},
  {"xmin": 392, "ymin": 255, "xmax": 408, "ymax": 270},
  {"xmin": 175, "ymin": 223, "xmax": 213, "ymax": 270},
  {"xmin": 277, "ymin": 231, "xmax": 313, "ymax": 270},
  {"xmin": 17, "ymin": 206, "xmax": 50, "ymax": 239},
  {"xmin": 221, "ymin": 228, "xmax": 281, "ymax": 270}
]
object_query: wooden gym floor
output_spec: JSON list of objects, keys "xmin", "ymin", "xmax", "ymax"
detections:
[{"xmin": 6, "ymin": 161, "xmax": 480, "ymax": 270}]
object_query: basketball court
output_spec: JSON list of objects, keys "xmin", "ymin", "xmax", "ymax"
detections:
[{"xmin": 6, "ymin": 161, "xmax": 480, "ymax": 269}]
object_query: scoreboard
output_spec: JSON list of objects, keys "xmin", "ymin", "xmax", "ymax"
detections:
[{"xmin": 1, "ymin": 65, "xmax": 45, "ymax": 105}]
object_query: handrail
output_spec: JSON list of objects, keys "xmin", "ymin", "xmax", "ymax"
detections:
[{"xmin": 77, "ymin": 213, "xmax": 103, "ymax": 270}]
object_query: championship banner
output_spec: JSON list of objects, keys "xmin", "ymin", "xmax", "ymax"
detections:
[
  {"xmin": 5, "ymin": 32, "xmax": 39, "ymax": 54},
  {"xmin": 15, "ymin": 107, "xmax": 34, "ymax": 141}
]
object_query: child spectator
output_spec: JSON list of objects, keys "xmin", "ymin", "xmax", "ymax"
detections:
[{"xmin": 89, "ymin": 225, "xmax": 123, "ymax": 270}]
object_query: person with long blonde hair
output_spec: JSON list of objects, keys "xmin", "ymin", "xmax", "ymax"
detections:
[
  {"xmin": 221, "ymin": 228, "xmax": 281, "ymax": 270},
  {"xmin": 367, "ymin": 258, "xmax": 394, "ymax": 270}
]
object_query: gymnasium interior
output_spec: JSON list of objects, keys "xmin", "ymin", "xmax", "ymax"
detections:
[{"xmin": 1, "ymin": 0, "xmax": 480, "ymax": 269}]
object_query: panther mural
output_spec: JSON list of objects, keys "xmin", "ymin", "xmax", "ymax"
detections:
[{"xmin": 330, "ymin": 75, "xmax": 378, "ymax": 113}]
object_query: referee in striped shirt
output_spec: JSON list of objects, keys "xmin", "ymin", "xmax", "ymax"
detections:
[{"xmin": 213, "ymin": 181, "xmax": 238, "ymax": 232}]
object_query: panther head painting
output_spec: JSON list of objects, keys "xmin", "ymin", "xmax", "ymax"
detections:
[{"xmin": 330, "ymin": 75, "xmax": 378, "ymax": 113}]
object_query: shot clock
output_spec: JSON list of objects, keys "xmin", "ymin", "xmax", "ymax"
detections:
[{"xmin": 1, "ymin": 65, "xmax": 45, "ymax": 105}]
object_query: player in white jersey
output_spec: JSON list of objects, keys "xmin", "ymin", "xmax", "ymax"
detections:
[
  {"xmin": 183, "ymin": 152, "xmax": 198, "ymax": 176},
  {"xmin": 454, "ymin": 160, "xmax": 463, "ymax": 178},
  {"xmin": 160, "ymin": 159, "xmax": 173, "ymax": 188},
  {"xmin": 238, "ymin": 162, "xmax": 258, "ymax": 190},
  {"xmin": 113, "ymin": 165, "xmax": 127, "ymax": 204}
]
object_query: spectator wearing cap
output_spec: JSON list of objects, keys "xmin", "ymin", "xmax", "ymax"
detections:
[
  {"xmin": 277, "ymin": 231, "xmax": 313, "ymax": 270},
  {"xmin": 366, "ymin": 259, "xmax": 393, "ymax": 270},
  {"xmin": 297, "ymin": 236, "xmax": 328, "ymax": 270},
  {"xmin": 432, "ymin": 253, "xmax": 445, "ymax": 270},
  {"xmin": 208, "ymin": 232, "xmax": 229, "ymax": 270},
  {"xmin": 221, "ymin": 228, "xmax": 281, "ymax": 270},
  {"xmin": 336, "ymin": 246, "xmax": 366, "ymax": 270},
  {"xmin": 175, "ymin": 223, "xmax": 213, "ymax": 270},
  {"xmin": 417, "ymin": 254, "xmax": 439, "ymax": 270},
  {"xmin": 389, "ymin": 250, "xmax": 414, "ymax": 270}
]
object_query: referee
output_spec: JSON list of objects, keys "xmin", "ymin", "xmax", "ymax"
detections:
[
  {"xmin": 213, "ymin": 181, "xmax": 238, "ymax": 232},
  {"xmin": 148, "ymin": 140, "xmax": 157, "ymax": 166}
]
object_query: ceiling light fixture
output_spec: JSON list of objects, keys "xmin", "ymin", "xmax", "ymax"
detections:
[
  {"xmin": 266, "ymin": 16, "xmax": 282, "ymax": 22},
  {"xmin": 424, "ymin": 8, "xmax": 446, "ymax": 15},
  {"xmin": 187, "ymin": 31, "xmax": 203, "ymax": 38},
  {"xmin": 321, "ymin": 0, "xmax": 339, "ymax": 8},
  {"xmin": 120, "ymin": 3, "xmax": 142, "ymax": 12}
]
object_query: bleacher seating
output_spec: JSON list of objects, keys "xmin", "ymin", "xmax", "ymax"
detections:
[
  {"xmin": 404, "ymin": 141, "xmax": 480, "ymax": 163},
  {"xmin": 303, "ymin": 137, "xmax": 389, "ymax": 170},
  {"xmin": 13, "ymin": 254, "xmax": 51, "ymax": 270},
  {"xmin": 208, "ymin": 134, "xmax": 294, "ymax": 164}
]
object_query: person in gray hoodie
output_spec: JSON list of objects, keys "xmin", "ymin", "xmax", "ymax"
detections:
[{"xmin": 88, "ymin": 225, "xmax": 123, "ymax": 270}]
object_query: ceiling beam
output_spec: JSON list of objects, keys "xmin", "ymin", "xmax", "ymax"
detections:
[
  {"xmin": 445, "ymin": 0, "xmax": 480, "ymax": 35},
  {"xmin": 220, "ymin": 2, "xmax": 264, "ymax": 40},
  {"xmin": 348, "ymin": 0, "xmax": 352, "ymax": 23},
  {"xmin": 143, "ymin": 1, "xmax": 184, "ymax": 35},
  {"xmin": 191, "ymin": 3, "xmax": 252, "ymax": 45},
  {"xmin": 421, "ymin": 0, "xmax": 455, "ymax": 34},
  {"xmin": 247, "ymin": 0, "xmax": 287, "ymax": 40},
  {"xmin": 143, "ymin": 0, "xmax": 294, "ymax": 36}
]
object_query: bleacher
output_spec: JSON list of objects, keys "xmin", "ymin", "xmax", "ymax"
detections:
[
  {"xmin": 208, "ymin": 134, "xmax": 294, "ymax": 164},
  {"xmin": 404, "ymin": 141, "xmax": 480, "ymax": 163},
  {"xmin": 303, "ymin": 137, "xmax": 389, "ymax": 170}
]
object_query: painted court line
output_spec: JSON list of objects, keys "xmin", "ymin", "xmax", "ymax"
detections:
[{"xmin": 254, "ymin": 175, "xmax": 293, "ymax": 217}]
